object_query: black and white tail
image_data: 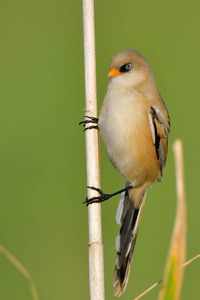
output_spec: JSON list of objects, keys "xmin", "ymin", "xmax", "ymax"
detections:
[{"xmin": 113, "ymin": 183, "xmax": 146, "ymax": 297}]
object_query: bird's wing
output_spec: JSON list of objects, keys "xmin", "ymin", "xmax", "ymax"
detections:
[{"xmin": 149, "ymin": 105, "xmax": 170, "ymax": 176}]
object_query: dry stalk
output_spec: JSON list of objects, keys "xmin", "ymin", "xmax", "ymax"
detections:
[
  {"xmin": 82, "ymin": 0, "xmax": 105, "ymax": 299},
  {"xmin": 0, "ymin": 244, "xmax": 39, "ymax": 300}
]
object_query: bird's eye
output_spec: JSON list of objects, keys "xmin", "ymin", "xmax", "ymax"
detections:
[
  {"xmin": 119, "ymin": 63, "xmax": 132, "ymax": 73},
  {"xmin": 125, "ymin": 63, "xmax": 132, "ymax": 70}
]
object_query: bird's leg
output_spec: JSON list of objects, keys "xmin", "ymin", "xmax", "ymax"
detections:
[
  {"xmin": 83, "ymin": 185, "xmax": 134, "ymax": 205},
  {"xmin": 79, "ymin": 116, "xmax": 99, "ymax": 131}
]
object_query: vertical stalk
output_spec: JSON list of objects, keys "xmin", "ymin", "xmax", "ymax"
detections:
[{"xmin": 82, "ymin": 0, "xmax": 105, "ymax": 299}]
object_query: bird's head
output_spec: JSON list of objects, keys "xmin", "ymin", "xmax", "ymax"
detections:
[{"xmin": 108, "ymin": 49, "xmax": 154, "ymax": 89}]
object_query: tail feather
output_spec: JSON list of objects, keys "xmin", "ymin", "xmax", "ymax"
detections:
[
  {"xmin": 118, "ymin": 206, "xmax": 139, "ymax": 267},
  {"xmin": 113, "ymin": 185, "xmax": 146, "ymax": 297},
  {"xmin": 116, "ymin": 182, "xmax": 130, "ymax": 225}
]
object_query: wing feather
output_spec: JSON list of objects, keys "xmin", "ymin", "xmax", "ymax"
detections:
[{"xmin": 149, "ymin": 105, "xmax": 170, "ymax": 175}]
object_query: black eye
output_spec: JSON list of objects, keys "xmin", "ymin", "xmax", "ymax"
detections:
[
  {"xmin": 119, "ymin": 63, "xmax": 132, "ymax": 73},
  {"xmin": 125, "ymin": 63, "xmax": 132, "ymax": 70}
]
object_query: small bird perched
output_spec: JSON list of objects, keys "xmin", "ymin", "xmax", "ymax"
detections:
[{"xmin": 83, "ymin": 49, "xmax": 170, "ymax": 297}]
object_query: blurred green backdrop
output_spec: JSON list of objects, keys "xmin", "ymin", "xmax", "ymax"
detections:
[{"xmin": 0, "ymin": 0, "xmax": 199, "ymax": 299}]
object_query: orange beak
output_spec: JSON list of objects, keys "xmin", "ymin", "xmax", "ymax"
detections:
[{"xmin": 108, "ymin": 68, "xmax": 121, "ymax": 77}]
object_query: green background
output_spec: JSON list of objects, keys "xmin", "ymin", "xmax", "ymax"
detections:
[{"xmin": 0, "ymin": 1, "xmax": 199, "ymax": 299}]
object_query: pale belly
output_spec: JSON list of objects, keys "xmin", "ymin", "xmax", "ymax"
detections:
[{"xmin": 99, "ymin": 89, "xmax": 160, "ymax": 186}]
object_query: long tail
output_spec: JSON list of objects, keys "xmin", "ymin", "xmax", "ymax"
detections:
[{"xmin": 113, "ymin": 184, "xmax": 146, "ymax": 297}]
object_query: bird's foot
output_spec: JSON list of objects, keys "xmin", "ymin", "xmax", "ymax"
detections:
[
  {"xmin": 79, "ymin": 116, "xmax": 99, "ymax": 131},
  {"xmin": 83, "ymin": 185, "xmax": 134, "ymax": 206}
]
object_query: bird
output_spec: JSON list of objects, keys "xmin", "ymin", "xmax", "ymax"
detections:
[{"xmin": 83, "ymin": 49, "xmax": 170, "ymax": 297}]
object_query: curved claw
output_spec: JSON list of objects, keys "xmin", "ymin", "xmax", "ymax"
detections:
[
  {"xmin": 82, "ymin": 186, "xmax": 104, "ymax": 205},
  {"xmin": 82, "ymin": 194, "xmax": 111, "ymax": 205},
  {"xmin": 79, "ymin": 116, "xmax": 99, "ymax": 131},
  {"xmin": 87, "ymin": 186, "xmax": 103, "ymax": 195}
]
